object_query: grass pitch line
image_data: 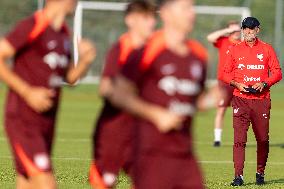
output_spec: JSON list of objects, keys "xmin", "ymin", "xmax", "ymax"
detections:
[
  {"xmin": 1, "ymin": 137, "xmax": 284, "ymax": 146},
  {"xmin": 0, "ymin": 137, "xmax": 90, "ymax": 142},
  {"xmin": 1, "ymin": 155, "xmax": 284, "ymax": 165},
  {"xmin": 199, "ymin": 161, "xmax": 284, "ymax": 165},
  {"xmin": 0, "ymin": 155, "xmax": 92, "ymax": 161}
]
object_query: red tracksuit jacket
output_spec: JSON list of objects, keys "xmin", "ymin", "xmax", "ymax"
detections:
[{"xmin": 222, "ymin": 38, "xmax": 282, "ymax": 99}]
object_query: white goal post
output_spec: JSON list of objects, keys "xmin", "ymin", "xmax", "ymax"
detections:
[{"xmin": 73, "ymin": 1, "xmax": 251, "ymax": 83}]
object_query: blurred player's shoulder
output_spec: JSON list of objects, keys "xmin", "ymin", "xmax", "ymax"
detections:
[
  {"xmin": 108, "ymin": 40, "xmax": 120, "ymax": 51},
  {"xmin": 139, "ymin": 30, "xmax": 167, "ymax": 70},
  {"xmin": 104, "ymin": 32, "xmax": 136, "ymax": 67},
  {"xmin": 107, "ymin": 33, "xmax": 132, "ymax": 57},
  {"xmin": 9, "ymin": 10, "xmax": 52, "ymax": 43},
  {"xmin": 118, "ymin": 33, "xmax": 136, "ymax": 65},
  {"xmin": 28, "ymin": 11, "xmax": 51, "ymax": 41},
  {"xmin": 105, "ymin": 39, "xmax": 120, "ymax": 58},
  {"xmin": 10, "ymin": 13, "xmax": 36, "ymax": 32},
  {"xmin": 14, "ymin": 12, "xmax": 37, "ymax": 25},
  {"xmin": 144, "ymin": 30, "xmax": 166, "ymax": 52},
  {"xmin": 187, "ymin": 39, "xmax": 208, "ymax": 63}
]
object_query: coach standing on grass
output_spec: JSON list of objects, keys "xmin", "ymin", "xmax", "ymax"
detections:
[{"xmin": 222, "ymin": 17, "xmax": 282, "ymax": 186}]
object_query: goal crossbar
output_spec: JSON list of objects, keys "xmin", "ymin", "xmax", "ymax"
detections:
[{"xmin": 73, "ymin": 1, "xmax": 251, "ymax": 65}]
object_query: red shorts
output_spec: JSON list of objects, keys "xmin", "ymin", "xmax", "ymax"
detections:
[
  {"xmin": 5, "ymin": 114, "xmax": 55, "ymax": 178},
  {"xmin": 218, "ymin": 80, "xmax": 234, "ymax": 107},
  {"xmin": 92, "ymin": 112, "xmax": 134, "ymax": 183},
  {"xmin": 133, "ymin": 152, "xmax": 204, "ymax": 189}
]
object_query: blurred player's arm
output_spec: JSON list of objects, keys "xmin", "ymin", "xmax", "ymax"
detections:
[
  {"xmin": 0, "ymin": 38, "xmax": 55, "ymax": 112},
  {"xmin": 207, "ymin": 25, "xmax": 240, "ymax": 43},
  {"xmin": 196, "ymin": 66, "xmax": 222, "ymax": 111},
  {"xmin": 196, "ymin": 85, "xmax": 223, "ymax": 111},
  {"xmin": 66, "ymin": 39, "xmax": 96, "ymax": 85},
  {"xmin": 98, "ymin": 44, "xmax": 120, "ymax": 98},
  {"xmin": 99, "ymin": 77, "xmax": 113, "ymax": 97},
  {"xmin": 109, "ymin": 75, "xmax": 184, "ymax": 133}
]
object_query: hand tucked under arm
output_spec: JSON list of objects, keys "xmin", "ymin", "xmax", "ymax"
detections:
[
  {"xmin": 66, "ymin": 39, "xmax": 96, "ymax": 85},
  {"xmin": 0, "ymin": 38, "xmax": 56, "ymax": 113}
]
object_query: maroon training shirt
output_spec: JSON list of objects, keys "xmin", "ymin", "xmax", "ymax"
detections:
[
  {"xmin": 121, "ymin": 30, "xmax": 208, "ymax": 155},
  {"xmin": 99, "ymin": 33, "xmax": 135, "ymax": 120},
  {"xmin": 5, "ymin": 11, "xmax": 71, "ymax": 122}
]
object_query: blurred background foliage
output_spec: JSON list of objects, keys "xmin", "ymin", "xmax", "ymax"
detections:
[{"xmin": 0, "ymin": 0, "xmax": 283, "ymax": 78}]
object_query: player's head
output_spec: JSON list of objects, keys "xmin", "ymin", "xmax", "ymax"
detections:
[
  {"xmin": 241, "ymin": 17, "xmax": 260, "ymax": 42},
  {"xmin": 227, "ymin": 20, "xmax": 241, "ymax": 40},
  {"xmin": 158, "ymin": 0, "xmax": 195, "ymax": 33},
  {"xmin": 45, "ymin": 0, "xmax": 78, "ymax": 15},
  {"xmin": 125, "ymin": 1, "xmax": 157, "ymax": 39}
]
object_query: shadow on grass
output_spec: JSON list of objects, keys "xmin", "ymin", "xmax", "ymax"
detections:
[{"xmin": 245, "ymin": 179, "xmax": 284, "ymax": 186}]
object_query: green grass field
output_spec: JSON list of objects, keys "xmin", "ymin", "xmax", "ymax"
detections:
[{"xmin": 1, "ymin": 84, "xmax": 284, "ymax": 189}]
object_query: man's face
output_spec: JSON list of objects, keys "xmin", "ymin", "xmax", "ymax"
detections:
[
  {"xmin": 126, "ymin": 12, "xmax": 156, "ymax": 39},
  {"xmin": 161, "ymin": 0, "xmax": 195, "ymax": 33},
  {"xmin": 242, "ymin": 27, "xmax": 259, "ymax": 42}
]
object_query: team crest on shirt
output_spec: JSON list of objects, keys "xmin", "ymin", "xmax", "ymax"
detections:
[
  {"xmin": 190, "ymin": 62, "xmax": 202, "ymax": 81},
  {"xmin": 257, "ymin": 53, "xmax": 264, "ymax": 61}
]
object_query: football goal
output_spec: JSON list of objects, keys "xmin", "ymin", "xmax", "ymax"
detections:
[{"xmin": 72, "ymin": 1, "xmax": 251, "ymax": 83}]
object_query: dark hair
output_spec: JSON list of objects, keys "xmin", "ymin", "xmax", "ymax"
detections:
[
  {"xmin": 125, "ymin": 1, "xmax": 156, "ymax": 16},
  {"xmin": 156, "ymin": 0, "xmax": 175, "ymax": 8},
  {"xmin": 241, "ymin": 17, "xmax": 260, "ymax": 29}
]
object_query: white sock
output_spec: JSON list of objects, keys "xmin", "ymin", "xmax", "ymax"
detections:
[{"xmin": 214, "ymin": 128, "xmax": 222, "ymax": 142}]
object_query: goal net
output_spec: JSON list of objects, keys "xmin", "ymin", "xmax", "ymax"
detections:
[{"xmin": 73, "ymin": 1, "xmax": 251, "ymax": 83}]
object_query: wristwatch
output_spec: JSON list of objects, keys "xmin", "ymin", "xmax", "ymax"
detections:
[{"xmin": 262, "ymin": 82, "xmax": 268, "ymax": 88}]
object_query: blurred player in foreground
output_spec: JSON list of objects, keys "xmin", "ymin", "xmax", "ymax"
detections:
[
  {"xmin": 109, "ymin": 0, "xmax": 221, "ymax": 188},
  {"xmin": 222, "ymin": 17, "xmax": 282, "ymax": 186},
  {"xmin": 0, "ymin": 0, "xmax": 96, "ymax": 188},
  {"xmin": 89, "ymin": 1, "xmax": 156, "ymax": 188},
  {"xmin": 207, "ymin": 21, "xmax": 241, "ymax": 147}
]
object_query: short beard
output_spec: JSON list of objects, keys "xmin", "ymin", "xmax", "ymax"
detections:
[{"xmin": 244, "ymin": 35, "xmax": 257, "ymax": 42}]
